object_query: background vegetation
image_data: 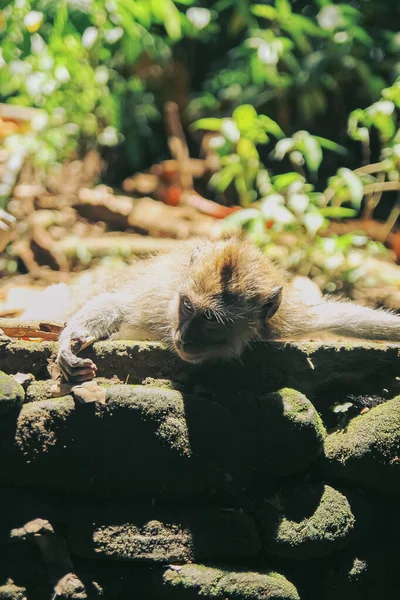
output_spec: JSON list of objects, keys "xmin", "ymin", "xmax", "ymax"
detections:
[{"xmin": 1, "ymin": 0, "xmax": 400, "ymax": 296}]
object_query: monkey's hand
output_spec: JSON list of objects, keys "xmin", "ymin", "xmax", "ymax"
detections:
[
  {"xmin": 55, "ymin": 292, "xmax": 130, "ymax": 382},
  {"xmin": 57, "ymin": 334, "xmax": 97, "ymax": 383}
]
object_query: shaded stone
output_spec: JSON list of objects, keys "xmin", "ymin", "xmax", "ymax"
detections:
[
  {"xmin": 25, "ymin": 379, "xmax": 61, "ymax": 403},
  {"xmin": 0, "ymin": 385, "xmax": 242, "ymax": 497},
  {"xmin": 0, "ymin": 584, "xmax": 26, "ymax": 600},
  {"xmin": 0, "ymin": 340, "xmax": 55, "ymax": 380},
  {"xmin": 153, "ymin": 563, "xmax": 299, "ymax": 600},
  {"xmin": 257, "ymin": 483, "xmax": 359, "ymax": 560},
  {"xmin": 323, "ymin": 395, "xmax": 400, "ymax": 495},
  {"xmin": 322, "ymin": 540, "xmax": 398, "ymax": 600},
  {"xmin": 2, "ymin": 340, "xmax": 400, "ymax": 402},
  {"xmin": 0, "ymin": 372, "xmax": 24, "ymax": 415},
  {"xmin": 259, "ymin": 388, "xmax": 326, "ymax": 476},
  {"xmin": 67, "ymin": 509, "xmax": 261, "ymax": 563}
]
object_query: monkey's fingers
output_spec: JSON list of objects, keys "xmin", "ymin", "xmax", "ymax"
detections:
[{"xmin": 57, "ymin": 349, "xmax": 97, "ymax": 383}]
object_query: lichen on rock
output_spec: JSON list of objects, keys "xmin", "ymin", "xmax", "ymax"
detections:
[
  {"xmin": 0, "ymin": 583, "xmax": 27, "ymax": 600},
  {"xmin": 156, "ymin": 563, "xmax": 300, "ymax": 600},
  {"xmin": 67, "ymin": 508, "xmax": 261, "ymax": 563},
  {"xmin": 258, "ymin": 388, "xmax": 326, "ymax": 476},
  {"xmin": 0, "ymin": 372, "xmax": 24, "ymax": 415},
  {"xmin": 256, "ymin": 483, "xmax": 358, "ymax": 560},
  {"xmin": 323, "ymin": 395, "xmax": 400, "ymax": 495},
  {"xmin": 0, "ymin": 384, "xmax": 242, "ymax": 496}
]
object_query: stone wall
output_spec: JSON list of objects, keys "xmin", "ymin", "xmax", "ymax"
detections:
[{"xmin": 0, "ymin": 338, "xmax": 399, "ymax": 599}]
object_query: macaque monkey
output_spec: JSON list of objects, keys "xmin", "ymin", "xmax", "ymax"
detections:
[{"xmin": 57, "ymin": 238, "xmax": 400, "ymax": 382}]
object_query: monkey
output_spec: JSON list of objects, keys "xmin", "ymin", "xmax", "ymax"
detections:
[{"xmin": 56, "ymin": 237, "xmax": 400, "ymax": 382}]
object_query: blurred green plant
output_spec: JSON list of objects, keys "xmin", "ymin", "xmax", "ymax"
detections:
[
  {"xmin": 0, "ymin": 0, "xmax": 213, "ymax": 168},
  {"xmin": 188, "ymin": 0, "xmax": 399, "ymax": 145},
  {"xmin": 193, "ymin": 97, "xmax": 398, "ymax": 294}
]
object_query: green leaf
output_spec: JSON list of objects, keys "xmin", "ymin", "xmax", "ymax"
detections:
[
  {"xmin": 314, "ymin": 136, "xmax": 347, "ymax": 155},
  {"xmin": 276, "ymin": 0, "xmax": 292, "ymax": 18},
  {"xmin": 210, "ymin": 163, "xmax": 241, "ymax": 192},
  {"xmin": 320, "ymin": 207, "xmax": 358, "ymax": 218},
  {"xmin": 333, "ymin": 402, "xmax": 353, "ymax": 414},
  {"xmin": 274, "ymin": 138, "xmax": 295, "ymax": 159},
  {"xmin": 272, "ymin": 172, "xmax": 303, "ymax": 191},
  {"xmin": 237, "ymin": 137, "xmax": 259, "ymax": 160},
  {"xmin": 352, "ymin": 26, "xmax": 373, "ymax": 46},
  {"xmin": 338, "ymin": 168, "xmax": 364, "ymax": 207},
  {"xmin": 150, "ymin": 0, "xmax": 182, "ymax": 39},
  {"xmin": 191, "ymin": 118, "xmax": 223, "ymax": 131},
  {"xmin": 258, "ymin": 115, "xmax": 285, "ymax": 138},
  {"xmin": 298, "ymin": 133, "xmax": 323, "ymax": 173},
  {"xmin": 372, "ymin": 113, "xmax": 396, "ymax": 141},
  {"xmin": 303, "ymin": 210, "xmax": 325, "ymax": 236},
  {"xmin": 223, "ymin": 208, "xmax": 261, "ymax": 227},
  {"xmin": 251, "ymin": 5, "xmax": 279, "ymax": 20},
  {"xmin": 232, "ymin": 104, "xmax": 258, "ymax": 132},
  {"xmin": 291, "ymin": 14, "xmax": 328, "ymax": 37}
]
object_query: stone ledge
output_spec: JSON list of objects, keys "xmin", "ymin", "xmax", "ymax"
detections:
[{"xmin": 1, "ymin": 339, "xmax": 400, "ymax": 598}]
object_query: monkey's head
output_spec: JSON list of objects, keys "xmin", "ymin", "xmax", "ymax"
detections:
[{"xmin": 168, "ymin": 239, "xmax": 286, "ymax": 363}]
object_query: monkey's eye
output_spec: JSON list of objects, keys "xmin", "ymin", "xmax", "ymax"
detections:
[
  {"xmin": 203, "ymin": 309, "xmax": 217, "ymax": 322},
  {"xmin": 182, "ymin": 297, "xmax": 194, "ymax": 313}
]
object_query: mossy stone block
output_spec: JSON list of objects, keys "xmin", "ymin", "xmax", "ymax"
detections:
[
  {"xmin": 0, "ymin": 584, "xmax": 26, "ymax": 600},
  {"xmin": 323, "ymin": 395, "xmax": 400, "ymax": 495},
  {"xmin": 67, "ymin": 509, "xmax": 261, "ymax": 563},
  {"xmin": 0, "ymin": 372, "xmax": 24, "ymax": 415},
  {"xmin": 259, "ymin": 388, "xmax": 326, "ymax": 476},
  {"xmin": 257, "ymin": 483, "xmax": 357, "ymax": 560},
  {"xmin": 323, "ymin": 548, "xmax": 393, "ymax": 600},
  {"xmin": 0, "ymin": 385, "xmax": 241, "ymax": 496},
  {"xmin": 154, "ymin": 564, "xmax": 299, "ymax": 600}
]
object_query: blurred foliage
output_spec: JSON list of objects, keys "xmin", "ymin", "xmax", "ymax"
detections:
[
  {"xmin": 194, "ymin": 77, "xmax": 400, "ymax": 293},
  {"xmin": 1, "ymin": 0, "xmax": 399, "ymax": 174},
  {"xmin": 0, "ymin": 0, "xmax": 208, "ymax": 170},
  {"xmin": 1, "ymin": 1, "xmax": 400, "ymax": 294}
]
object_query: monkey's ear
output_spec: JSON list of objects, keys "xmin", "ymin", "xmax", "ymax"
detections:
[{"xmin": 263, "ymin": 286, "xmax": 283, "ymax": 320}]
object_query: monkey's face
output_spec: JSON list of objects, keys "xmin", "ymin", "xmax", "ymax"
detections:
[
  {"xmin": 170, "ymin": 293, "xmax": 253, "ymax": 363},
  {"xmin": 167, "ymin": 239, "xmax": 284, "ymax": 363}
]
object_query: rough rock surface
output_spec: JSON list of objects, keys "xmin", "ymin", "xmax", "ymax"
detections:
[
  {"xmin": 323, "ymin": 395, "xmax": 400, "ymax": 495},
  {"xmin": 0, "ymin": 340, "xmax": 399, "ymax": 599},
  {"xmin": 155, "ymin": 564, "xmax": 300, "ymax": 600},
  {"xmin": 258, "ymin": 388, "xmax": 326, "ymax": 476},
  {"xmin": 67, "ymin": 508, "xmax": 261, "ymax": 562},
  {"xmin": 0, "ymin": 384, "xmax": 242, "ymax": 496},
  {"xmin": 0, "ymin": 371, "xmax": 24, "ymax": 414},
  {"xmin": 256, "ymin": 483, "xmax": 359, "ymax": 560}
]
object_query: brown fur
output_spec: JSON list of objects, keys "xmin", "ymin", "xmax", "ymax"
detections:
[{"xmin": 56, "ymin": 237, "xmax": 400, "ymax": 382}]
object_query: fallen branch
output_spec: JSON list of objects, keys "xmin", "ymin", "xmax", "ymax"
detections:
[
  {"xmin": 0, "ymin": 318, "xmax": 64, "ymax": 340},
  {"xmin": 354, "ymin": 160, "xmax": 392, "ymax": 175},
  {"xmin": 59, "ymin": 234, "xmax": 186, "ymax": 260},
  {"xmin": 363, "ymin": 181, "xmax": 400, "ymax": 194},
  {"xmin": 165, "ymin": 101, "xmax": 193, "ymax": 196}
]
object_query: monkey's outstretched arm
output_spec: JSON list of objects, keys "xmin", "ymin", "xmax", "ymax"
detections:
[
  {"xmin": 313, "ymin": 299, "xmax": 400, "ymax": 341},
  {"xmin": 57, "ymin": 292, "xmax": 132, "ymax": 382},
  {"xmin": 275, "ymin": 296, "xmax": 400, "ymax": 342}
]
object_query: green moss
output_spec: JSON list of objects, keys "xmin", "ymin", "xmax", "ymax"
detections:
[
  {"xmin": 0, "ymin": 372, "xmax": 25, "ymax": 414},
  {"xmin": 67, "ymin": 509, "xmax": 260, "ymax": 563},
  {"xmin": 323, "ymin": 395, "xmax": 400, "ymax": 494},
  {"xmin": 25, "ymin": 379, "xmax": 56, "ymax": 403},
  {"xmin": 258, "ymin": 388, "xmax": 326, "ymax": 476},
  {"xmin": 0, "ymin": 583, "xmax": 26, "ymax": 600},
  {"xmin": 1, "ymin": 384, "xmax": 239, "ymax": 496},
  {"xmin": 258, "ymin": 483, "xmax": 357, "ymax": 560},
  {"xmin": 15, "ymin": 397, "xmax": 75, "ymax": 455},
  {"xmin": 161, "ymin": 564, "xmax": 299, "ymax": 600},
  {"xmin": 106, "ymin": 385, "xmax": 191, "ymax": 455}
]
